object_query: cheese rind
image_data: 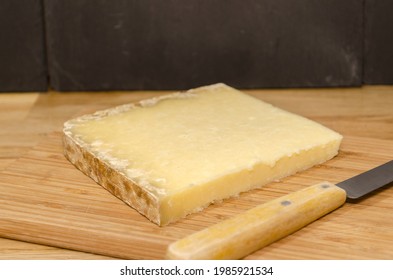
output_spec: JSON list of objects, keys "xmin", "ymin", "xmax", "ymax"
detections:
[{"xmin": 63, "ymin": 83, "xmax": 342, "ymax": 225}]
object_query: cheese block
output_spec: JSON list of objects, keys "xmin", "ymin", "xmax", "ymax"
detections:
[{"xmin": 63, "ymin": 83, "xmax": 342, "ymax": 226}]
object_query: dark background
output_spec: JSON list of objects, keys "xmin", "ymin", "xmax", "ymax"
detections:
[
  {"xmin": 0, "ymin": 0, "xmax": 47, "ymax": 92},
  {"xmin": 0, "ymin": 0, "xmax": 392, "ymax": 92}
]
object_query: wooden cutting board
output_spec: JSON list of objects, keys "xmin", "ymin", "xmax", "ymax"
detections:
[{"xmin": 0, "ymin": 132, "xmax": 392, "ymax": 259}]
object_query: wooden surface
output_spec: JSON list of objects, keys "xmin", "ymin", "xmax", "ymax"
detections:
[{"xmin": 0, "ymin": 87, "xmax": 393, "ymax": 259}]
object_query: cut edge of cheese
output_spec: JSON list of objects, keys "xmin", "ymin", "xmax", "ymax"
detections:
[
  {"xmin": 159, "ymin": 140, "xmax": 340, "ymax": 225},
  {"xmin": 63, "ymin": 83, "xmax": 342, "ymax": 226}
]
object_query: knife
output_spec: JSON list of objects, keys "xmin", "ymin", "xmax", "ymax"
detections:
[{"xmin": 166, "ymin": 160, "xmax": 393, "ymax": 260}]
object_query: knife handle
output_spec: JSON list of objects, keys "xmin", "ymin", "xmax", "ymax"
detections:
[{"xmin": 166, "ymin": 181, "xmax": 346, "ymax": 260}]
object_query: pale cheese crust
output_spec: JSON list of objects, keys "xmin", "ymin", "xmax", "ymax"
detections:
[{"xmin": 63, "ymin": 89, "xmax": 206, "ymax": 225}]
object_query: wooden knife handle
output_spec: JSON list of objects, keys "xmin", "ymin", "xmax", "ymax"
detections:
[{"xmin": 166, "ymin": 182, "xmax": 347, "ymax": 260}]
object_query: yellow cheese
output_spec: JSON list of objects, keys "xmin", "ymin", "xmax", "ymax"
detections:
[{"xmin": 63, "ymin": 83, "xmax": 342, "ymax": 226}]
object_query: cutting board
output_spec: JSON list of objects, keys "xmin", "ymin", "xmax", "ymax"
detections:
[{"xmin": 0, "ymin": 132, "xmax": 392, "ymax": 259}]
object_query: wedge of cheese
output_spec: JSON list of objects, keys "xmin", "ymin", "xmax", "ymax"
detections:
[{"xmin": 63, "ymin": 83, "xmax": 342, "ymax": 226}]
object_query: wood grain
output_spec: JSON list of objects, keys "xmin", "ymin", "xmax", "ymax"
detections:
[
  {"xmin": 0, "ymin": 93, "xmax": 39, "ymax": 170},
  {"xmin": 0, "ymin": 132, "xmax": 392, "ymax": 259},
  {"xmin": 0, "ymin": 238, "xmax": 113, "ymax": 260},
  {"xmin": 1, "ymin": 86, "xmax": 393, "ymax": 259}
]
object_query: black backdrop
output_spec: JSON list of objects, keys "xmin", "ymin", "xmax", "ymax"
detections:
[{"xmin": 0, "ymin": 0, "xmax": 392, "ymax": 92}]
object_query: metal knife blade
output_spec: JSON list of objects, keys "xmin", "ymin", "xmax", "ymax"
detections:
[
  {"xmin": 166, "ymin": 159, "xmax": 393, "ymax": 260},
  {"xmin": 336, "ymin": 160, "xmax": 393, "ymax": 199}
]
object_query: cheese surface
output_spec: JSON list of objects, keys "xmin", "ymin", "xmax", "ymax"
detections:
[{"xmin": 63, "ymin": 84, "xmax": 342, "ymax": 225}]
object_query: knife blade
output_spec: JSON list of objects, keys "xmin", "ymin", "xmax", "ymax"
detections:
[{"xmin": 166, "ymin": 160, "xmax": 393, "ymax": 260}]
